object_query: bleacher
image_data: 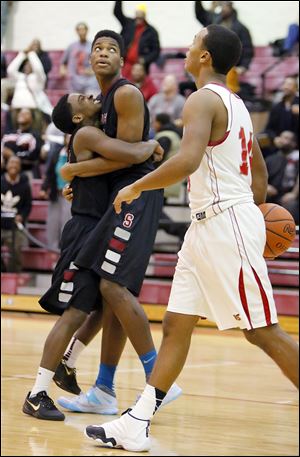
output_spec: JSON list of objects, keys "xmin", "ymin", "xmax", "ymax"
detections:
[{"xmin": 3, "ymin": 46, "xmax": 299, "ymax": 104}]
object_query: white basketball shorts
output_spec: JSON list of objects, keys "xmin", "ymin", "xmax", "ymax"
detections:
[{"xmin": 167, "ymin": 202, "xmax": 278, "ymax": 330}]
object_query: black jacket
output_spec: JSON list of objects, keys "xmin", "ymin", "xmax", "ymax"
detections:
[
  {"xmin": 114, "ymin": 1, "xmax": 160, "ymax": 71},
  {"xmin": 194, "ymin": 1, "xmax": 254, "ymax": 69},
  {"xmin": 1, "ymin": 172, "xmax": 32, "ymax": 228}
]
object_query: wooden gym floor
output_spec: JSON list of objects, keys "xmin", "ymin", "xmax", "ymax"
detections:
[{"xmin": 1, "ymin": 312, "xmax": 299, "ymax": 456}]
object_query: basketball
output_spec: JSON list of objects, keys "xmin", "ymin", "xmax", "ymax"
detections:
[{"xmin": 259, "ymin": 203, "xmax": 296, "ymax": 259}]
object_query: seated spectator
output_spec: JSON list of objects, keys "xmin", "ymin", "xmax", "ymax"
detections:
[
  {"xmin": 281, "ymin": 173, "xmax": 299, "ymax": 224},
  {"xmin": 1, "ymin": 155, "xmax": 32, "ymax": 272},
  {"xmin": 130, "ymin": 62, "xmax": 158, "ymax": 101},
  {"xmin": 114, "ymin": 1, "xmax": 160, "ymax": 79},
  {"xmin": 194, "ymin": 1, "xmax": 254, "ymax": 92},
  {"xmin": 1, "ymin": 108, "xmax": 43, "ymax": 179},
  {"xmin": 148, "ymin": 74, "xmax": 186, "ymax": 129},
  {"xmin": 6, "ymin": 46, "xmax": 53, "ymax": 129},
  {"xmin": 59, "ymin": 22, "xmax": 98, "ymax": 94},
  {"xmin": 258, "ymin": 76, "xmax": 299, "ymax": 156},
  {"xmin": 265, "ymin": 130, "xmax": 299, "ymax": 224},
  {"xmin": 153, "ymin": 113, "xmax": 188, "ymax": 241},
  {"xmin": 39, "ymin": 134, "xmax": 71, "ymax": 250}
]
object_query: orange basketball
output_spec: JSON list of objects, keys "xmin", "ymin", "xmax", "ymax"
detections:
[{"xmin": 259, "ymin": 203, "xmax": 296, "ymax": 259}]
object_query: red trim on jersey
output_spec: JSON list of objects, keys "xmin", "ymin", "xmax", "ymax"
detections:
[
  {"xmin": 63, "ymin": 270, "xmax": 75, "ymax": 281},
  {"xmin": 251, "ymin": 267, "xmax": 272, "ymax": 325},
  {"xmin": 238, "ymin": 267, "xmax": 253, "ymax": 329},
  {"xmin": 109, "ymin": 238, "xmax": 126, "ymax": 252},
  {"xmin": 208, "ymin": 130, "xmax": 230, "ymax": 146}
]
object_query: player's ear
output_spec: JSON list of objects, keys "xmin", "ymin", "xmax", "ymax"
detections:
[
  {"xmin": 200, "ymin": 50, "xmax": 211, "ymax": 64},
  {"xmin": 120, "ymin": 57, "xmax": 124, "ymax": 67},
  {"xmin": 72, "ymin": 113, "xmax": 84, "ymax": 124}
]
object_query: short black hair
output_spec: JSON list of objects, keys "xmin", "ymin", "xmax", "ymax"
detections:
[
  {"xmin": 203, "ymin": 25, "xmax": 242, "ymax": 75},
  {"xmin": 52, "ymin": 94, "xmax": 76, "ymax": 134},
  {"xmin": 91, "ymin": 29, "xmax": 125, "ymax": 57}
]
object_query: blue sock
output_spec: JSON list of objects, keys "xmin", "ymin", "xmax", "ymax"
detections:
[
  {"xmin": 95, "ymin": 363, "xmax": 117, "ymax": 392},
  {"xmin": 139, "ymin": 349, "xmax": 157, "ymax": 381}
]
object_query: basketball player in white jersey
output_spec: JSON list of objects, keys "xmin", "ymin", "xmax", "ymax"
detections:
[{"xmin": 84, "ymin": 25, "xmax": 299, "ymax": 452}]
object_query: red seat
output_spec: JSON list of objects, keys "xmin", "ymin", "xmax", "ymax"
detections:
[
  {"xmin": 21, "ymin": 247, "xmax": 59, "ymax": 271},
  {"xmin": 28, "ymin": 201, "xmax": 49, "ymax": 222}
]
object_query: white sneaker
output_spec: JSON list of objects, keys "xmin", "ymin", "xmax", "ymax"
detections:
[
  {"xmin": 57, "ymin": 385, "xmax": 118, "ymax": 415},
  {"xmin": 85, "ymin": 410, "xmax": 151, "ymax": 452},
  {"xmin": 161, "ymin": 382, "xmax": 182, "ymax": 407}
]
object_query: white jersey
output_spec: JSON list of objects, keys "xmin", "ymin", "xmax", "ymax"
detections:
[{"xmin": 189, "ymin": 83, "xmax": 254, "ymax": 220}]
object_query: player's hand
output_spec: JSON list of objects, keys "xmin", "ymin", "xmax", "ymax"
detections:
[
  {"xmin": 113, "ymin": 184, "xmax": 141, "ymax": 214},
  {"xmin": 152, "ymin": 143, "xmax": 164, "ymax": 163},
  {"xmin": 62, "ymin": 184, "xmax": 73, "ymax": 201}
]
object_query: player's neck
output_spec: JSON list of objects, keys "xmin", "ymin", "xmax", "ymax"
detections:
[
  {"xmin": 196, "ymin": 73, "xmax": 226, "ymax": 89},
  {"xmin": 97, "ymin": 74, "xmax": 122, "ymax": 95}
]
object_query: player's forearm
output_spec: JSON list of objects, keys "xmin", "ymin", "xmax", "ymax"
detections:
[
  {"xmin": 63, "ymin": 158, "xmax": 129, "ymax": 178},
  {"xmin": 102, "ymin": 139, "xmax": 157, "ymax": 165},
  {"xmin": 251, "ymin": 175, "xmax": 268, "ymax": 205},
  {"xmin": 131, "ymin": 153, "xmax": 194, "ymax": 192}
]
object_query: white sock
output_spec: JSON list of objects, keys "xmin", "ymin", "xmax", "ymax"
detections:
[
  {"xmin": 30, "ymin": 367, "xmax": 54, "ymax": 397},
  {"xmin": 129, "ymin": 384, "xmax": 166, "ymax": 420},
  {"xmin": 63, "ymin": 337, "xmax": 86, "ymax": 368}
]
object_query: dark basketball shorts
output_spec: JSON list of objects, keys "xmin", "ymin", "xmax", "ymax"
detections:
[
  {"xmin": 39, "ymin": 215, "xmax": 103, "ymax": 315},
  {"xmin": 74, "ymin": 189, "xmax": 164, "ymax": 296}
]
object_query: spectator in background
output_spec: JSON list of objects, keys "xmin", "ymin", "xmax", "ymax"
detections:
[
  {"xmin": 148, "ymin": 74, "xmax": 186, "ymax": 130},
  {"xmin": 194, "ymin": 1, "xmax": 253, "ymax": 92},
  {"xmin": 153, "ymin": 113, "xmax": 187, "ymax": 242},
  {"xmin": 265, "ymin": 131, "xmax": 299, "ymax": 224},
  {"xmin": 28, "ymin": 39, "xmax": 52, "ymax": 86},
  {"xmin": 1, "ymin": 155, "xmax": 32, "ymax": 272},
  {"xmin": 281, "ymin": 173, "xmax": 299, "ymax": 225},
  {"xmin": 283, "ymin": 23, "xmax": 299, "ymax": 55},
  {"xmin": 1, "ymin": 108, "xmax": 43, "ymax": 179},
  {"xmin": 59, "ymin": 22, "xmax": 98, "ymax": 94},
  {"xmin": 113, "ymin": 1, "xmax": 160, "ymax": 79},
  {"xmin": 259, "ymin": 76, "xmax": 299, "ymax": 156},
  {"xmin": 6, "ymin": 46, "xmax": 53, "ymax": 129},
  {"xmin": 39, "ymin": 134, "xmax": 71, "ymax": 250},
  {"xmin": 1, "ymin": 1, "xmax": 13, "ymax": 43},
  {"xmin": 130, "ymin": 62, "xmax": 158, "ymax": 101}
]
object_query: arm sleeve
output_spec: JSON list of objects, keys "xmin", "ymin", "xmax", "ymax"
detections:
[
  {"xmin": 6, "ymin": 52, "xmax": 27, "ymax": 80},
  {"xmin": 113, "ymin": 1, "xmax": 127, "ymax": 26},
  {"xmin": 194, "ymin": 1, "xmax": 214, "ymax": 26},
  {"xmin": 27, "ymin": 51, "xmax": 46, "ymax": 85}
]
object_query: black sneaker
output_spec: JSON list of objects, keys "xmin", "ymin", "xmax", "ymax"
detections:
[
  {"xmin": 53, "ymin": 359, "xmax": 81, "ymax": 395},
  {"xmin": 23, "ymin": 391, "xmax": 65, "ymax": 421}
]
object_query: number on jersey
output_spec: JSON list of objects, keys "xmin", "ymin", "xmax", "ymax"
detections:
[{"xmin": 239, "ymin": 127, "xmax": 253, "ymax": 176}]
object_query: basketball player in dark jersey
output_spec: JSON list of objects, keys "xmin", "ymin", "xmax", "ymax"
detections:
[
  {"xmin": 53, "ymin": 31, "xmax": 182, "ymax": 414},
  {"xmin": 23, "ymin": 93, "xmax": 162, "ymax": 421}
]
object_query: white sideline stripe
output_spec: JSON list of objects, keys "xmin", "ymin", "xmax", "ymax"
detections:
[
  {"xmin": 2, "ymin": 361, "xmax": 240, "ymax": 382},
  {"xmin": 60, "ymin": 282, "xmax": 74, "ymax": 292},
  {"xmin": 101, "ymin": 261, "xmax": 116, "ymax": 274},
  {"xmin": 105, "ymin": 250, "xmax": 121, "ymax": 263},
  {"xmin": 58, "ymin": 292, "xmax": 71, "ymax": 303},
  {"xmin": 114, "ymin": 227, "xmax": 131, "ymax": 241}
]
